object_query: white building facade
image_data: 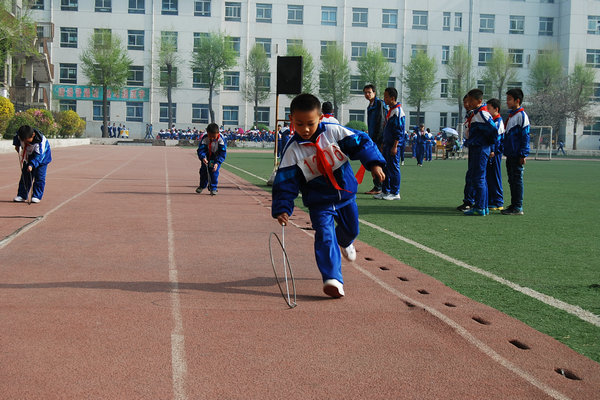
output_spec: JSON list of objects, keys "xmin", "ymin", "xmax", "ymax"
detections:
[{"xmin": 28, "ymin": 0, "xmax": 600, "ymax": 149}]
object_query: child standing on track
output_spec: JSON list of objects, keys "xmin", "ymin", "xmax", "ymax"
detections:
[
  {"xmin": 272, "ymin": 93, "xmax": 386, "ymax": 298},
  {"xmin": 13, "ymin": 125, "xmax": 52, "ymax": 203},
  {"xmin": 486, "ymin": 98, "xmax": 505, "ymax": 211},
  {"xmin": 196, "ymin": 122, "xmax": 227, "ymax": 196}
]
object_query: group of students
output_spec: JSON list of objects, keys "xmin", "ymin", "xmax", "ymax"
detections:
[{"xmin": 102, "ymin": 123, "xmax": 129, "ymax": 138}]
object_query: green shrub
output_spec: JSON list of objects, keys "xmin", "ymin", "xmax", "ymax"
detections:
[
  {"xmin": 256, "ymin": 123, "xmax": 270, "ymax": 131},
  {"xmin": 5, "ymin": 112, "xmax": 37, "ymax": 140},
  {"xmin": 56, "ymin": 110, "xmax": 86, "ymax": 137},
  {"xmin": 345, "ymin": 120, "xmax": 368, "ymax": 132},
  {"xmin": 25, "ymin": 109, "xmax": 58, "ymax": 137},
  {"xmin": 0, "ymin": 96, "xmax": 15, "ymax": 139}
]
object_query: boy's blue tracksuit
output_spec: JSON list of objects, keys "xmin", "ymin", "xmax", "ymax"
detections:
[
  {"xmin": 197, "ymin": 133, "xmax": 227, "ymax": 191},
  {"xmin": 487, "ymin": 115, "xmax": 505, "ymax": 208},
  {"xmin": 424, "ymin": 132, "xmax": 434, "ymax": 161},
  {"xmin": 272, "ymin": 123, "xmax": 385, "ymax": 284},
  {"xmin": 464, "ymin": 104, "xmax": 498, "ymax": 211},
  {"xmin": 398, "ymin": 132, "xmax": 409, "ymax": 163},
  {"xmin": 503, "ymin": 107, "xmax": 530, "ymax": 209},
  {"xmin": 381, "ymin": 103, "xmax": 405, "ymax": 196},
  {"xmin": 415, "ymin": 131, "xmax": 426, "ymax": 165},
  {"xmin": 14, "ymin": 130, "xmax": 52, "ymax": 200}
]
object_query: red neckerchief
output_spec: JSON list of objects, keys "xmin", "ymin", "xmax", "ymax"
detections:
[
  {"xmin": 386, "ymin": 103, "xmax": 401, "ymax": 121},
  {"xmin": 506, "ymin": 107, "xmax": 524, "ymax": 124},
  {"xmin": 492, "ymin": 114, "xmax": 501, "ymax": 121},
  {"xmin": 321, "ymin": 114, "xmax": 335, "ymax": 120},
  {"xmin": 302, "ymin": 134, "xmax": 350, "ymax": 192},
  {"xmin": 466, "ymin": 105, "xmax": 488, "ymax": 129},
  {"xmin": 207, "ymin": 133, "xmax": 220, "ymax": 160}
]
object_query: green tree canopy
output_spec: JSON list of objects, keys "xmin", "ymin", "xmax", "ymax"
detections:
[
  {"xmin": 319, "ymin": 43, "xmax": 350, "ymax": 115},
  {"xmin": 528, "ymin": 49, "xmax": 563, "ymax": 93},
  {"xmin": 244, "ymin": 44, "xmax": 271, "ymax": 127},
  {"xmin": 357, "ymin": 46, "xmax": 393, "ymax": 95},
  {"xmin": 286, "ymin": 42, "xmax": 316, "ymax": 96},
  {"xmin": 445, "ymin": 43, "xmax": 473, "ymax": 130},
  {"xmin": 156, "ymin": 31, "xmax": 182, "ymax": 129},
  {"xmin": 567, "ymin": 63, "xmax": 596, "ymax": 149},
  {"xmin": 403, "ymin": 50, "xmax": 437, "ymax": 124},
  {"xmin": 481, "ymin": 47, "xmax": 517, "ymax": 103}
]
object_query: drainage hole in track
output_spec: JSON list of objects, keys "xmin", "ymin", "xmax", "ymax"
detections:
[
  {"xmin": 443, "ymin": 302, "xmax": 456, "ymax": 308},
  {"xmin": 404, "ymin": 301, "xmax": 416, "ymax": 308},
  {"xmin": 509, "ymin": 340, "xmax": 531, "ymax": 350},
  {"xmin": 472, "ymin": 316, "xmax": 491, "ymax": 325},
  {"xmin": 417, "ymin": 289, "xmax": 429, "ymax": 295},
  {"xmin": 397, "ymin": 276, "xmax": 409, "ymax": 281},
  {"xmin": 365, "ymin": 257, "xmax": 374, "ymax": 261},
  {"xmin": 554, "ymin": 368, "xmax": 582, "ymax": 381},
  {"xmin": 379, "ymin": 267, "xmax": 390, "ymax": 271}
]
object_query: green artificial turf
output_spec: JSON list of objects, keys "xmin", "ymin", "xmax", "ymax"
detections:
[{"xmin": 222, "ymin": 151, "xmax": 600, "ymax": 363}]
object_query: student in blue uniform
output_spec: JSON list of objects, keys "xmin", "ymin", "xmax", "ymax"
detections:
[
  {"xmin": 196, "ymin": 123, "xmax": 227, "ymax": 195},
  {"xmin": 373, "ymin": 87, "xmax": 404, "ymax": 201},
  {"xmin": 272, "ymin": 94, "xmax": 385, "ymax": 298},
  {"xmin": 415, "ymin": 124, "xmax": 426, "ymax": 166},
  {"xmin": 463, "ymin": 89, "xmax": 498, "ymax": 216},
  {"xmin": 399, "ymin": 131, "xmax": 409, "ymax": 166},
  {"xmin": 485, "ymin": 98, "xmax": 505, "ymax": 211},
  {"xmin": 457, "ymin": 95, "xmax": 475, "ymax": 211},
  {"xmin": 321, "ymin": 101, "xmax": 340, "ymax": 124},
  {"xmin": 424, "ymin": 128, "xmax": 434, "ymax": 162},
  {"xmin": 501, "ymin": 88, "xmax": 530, "ymax": 215},
  {"xmin": 13, "ymin": 125, "xmax": 52, "ymax": 203},
  {"xmin": 363, "ymin": 84, "xmax": 386, "ymax": 195}
]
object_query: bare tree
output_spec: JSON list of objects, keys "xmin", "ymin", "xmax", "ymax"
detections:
[
  {"xmin": 481, "ymin": 47, "xmax": 517, "ymax": 103},
  {"xmin": 244, "ymin": 44, "xmax": 270, "ymax": 127},
  {"xmin": 404, "ymin": 50, "xmax": 437, "ymax": 125},
  {"xmin": 445, "ymin": 44, "xmax": 474, "ymax": 130},
  {"xmin": 319, "ymin": 43, "xmax": 350, "ymax": 115}
]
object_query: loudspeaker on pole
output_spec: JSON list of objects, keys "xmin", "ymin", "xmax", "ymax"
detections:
[{"xmin": 277, "ymin": 56, "xmax": 303, "ymax": 95}]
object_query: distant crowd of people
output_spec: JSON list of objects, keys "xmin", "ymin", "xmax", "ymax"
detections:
[{"xmin": 154, "ymin": 124, "xmax": 278, "ymax": 143}]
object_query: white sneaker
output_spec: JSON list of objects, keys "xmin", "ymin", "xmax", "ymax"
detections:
[
  {"xmin": 31, "ymin": 197, "xmax": 40, "ymax": 203},
  {"xmin": 323, "ymin": 279, "xmax": 345, "ymax": 298},
  {"xmin": 383, "ymin": 193, "xmax": 401, "ymax": 201},
  {"xmin": 373, "ymin": 192, "xmax": 386, "ymax": 199},
  {"xmin": 13, "ymin": 196, "xmax": 25, "ymax": 202},
  {"xmin": 401, "ymin": 161, "xmax": 405, "ymax": 166},
  {"xmin": 341, "ymin": 243, "xmax": 356, "ymax": 262}
]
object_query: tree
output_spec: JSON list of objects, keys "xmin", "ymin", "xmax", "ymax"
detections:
[
  {"xmin": 156, "ymin": 32, "xmax": 182, "ymax": 129},
  {"xmin": 567, "ymin": 63, "xmax": 595, "ymax": 150},
  {"xmin": 445, "ymin": 44, "xmax": 474, "ymax": 130},
  {"xmin": 319, "ymin": 43, "xmax": 350, "ymax": 115},
  {"xmin": 357, "ymin": 46, "xmax": 393, "ymax": 95},
  {"xmin": 481, "ymin": 47, "xmax": 517, "ymax": 103},
  {"xmin": 403, "ymin": 50, "xmax": 437, "ymax": 125},
  {"xmin": 80, "ymin": 30, "xmax": 131, "ymax": 137},
  {"xmin": 190, "ymin": 32, "xmax": 237, "ymax": 123},
  {"xmin": 0, "ymin": 2, "xmax": 37, "ymax": 86},
  {"xmin": 244, "ymin": 44, "xmax": 270, "ymax": 127},
  {"xmin": 286, "ymin": 43, "xmax": 316, "ymax": 96},
  {"xmin": 528, "ymin": 49, "xmax": 563, "ymax": 93}
]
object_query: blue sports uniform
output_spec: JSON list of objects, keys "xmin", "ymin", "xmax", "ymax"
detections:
[
  {"xmin": 487, "ymin": 115, "xmax": 505, "ymax": 208},
  {"xmin": 415, "ymin": 130, "xmax": 426, "ymax": 165},
  {"xmin": 503, "ymin": 107, "xmax": 530, "ymax": 210},
  {"xmin": 13, "ymin": 130, "xmax": 52, "ymax": 200},
  {"xmin": 424, "ymin": 132, "xmax": 434, "ymax": 161},
  {"xmin": 381, "ymin": 103, "xmax": 406, "ymax": 196},
  {"xmin": 197, "ymin": 133, "xmax": 227, "ymax": 192},
  {"xmin": 398, "ymin": 132, "xmax": 409, "ymax": 163},
  {"xmin": 272, "ymin": 123, "xmax": 385, "ymax": 284}
]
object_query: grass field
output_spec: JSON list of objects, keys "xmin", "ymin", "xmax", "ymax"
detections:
[{"xmin": 222, "ymin": 150, "xmax": 600, "ymax": 363}]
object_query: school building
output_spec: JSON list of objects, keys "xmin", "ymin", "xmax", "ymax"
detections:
[{"xmin": 25, "ymin": 0, "xmax": 600, "ymax": 149}]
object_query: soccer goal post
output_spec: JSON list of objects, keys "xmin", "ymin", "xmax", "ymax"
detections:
[{"xmin": 530, "ymin": 126, "xmax": 553, "ymax": 161}]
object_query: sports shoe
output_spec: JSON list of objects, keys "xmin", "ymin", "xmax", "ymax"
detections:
[
  {"xmin": 501, "ymin": 207, "xmax": 523, "ymax": 215},
  {"xmin": 464, "ymin": 208, "xmax": 486, "ymax": 216},
  {"xmin": 195, "ymin": 186, "xmax": 204, "ymax": 194},
  {"xmin": 489, "ymin": 206, "xmax": 504, "ymax": 211},
  {"xmin": 13, "ymin": 196, "xmax": 25, "ymax": 202},
  {"xmin": 383, "ymin": 193, "xmax": 401, "ymax": 201},
  {"xmin": 31, "ymin": 197, "xmax": 40, "ymax": 203},
  {"xmin": 401, "ymin": 161, "xmax": 405, "ymax": 166},
  {"xmin": 484, "ymin": 207, "xmax": 489, "ymax": 215},
  {"xmin": 417, "ymin": 164, "xmax": 423, "ymax": 167},
  {"xmin": 365, "ymin": 187, "xmax": 382, "ymax": 195},
  {"xmin": 210, "ymin": 190, "xmax": 217, "ymax": 196},
  {"xmin": 456, "ymin": 202, "xmax": 472, "ymax": 212},
  {"xmin": 323, "ymin": 279, "xmax": 345, "ymax": 298},
  {"xmin": 373, "ymin": 192, "xmax": 386, "ymax": 199},
  {"xmin": 340, "ymin": 243, "xmax": 356, "ymax": 262}
]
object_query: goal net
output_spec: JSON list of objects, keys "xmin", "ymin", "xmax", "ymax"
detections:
[{"xmin": 529, "ymin": 126, "xmax": 553, "ymax": 161}]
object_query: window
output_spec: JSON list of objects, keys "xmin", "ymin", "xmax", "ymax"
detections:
[
  {"xmin": 223, "ymin": 106, "xmax": 239, "ymax": 126},
  {"xmin": 381, "ymin": 43, "xmax": 397, "ymax": 63},
  {"xmin": 256, "ymin": 38, "xmax": 272, "ymax": 57},
  {"xmin": 387, "ymin": 77, "xmax": 396, "ymax": 88},
  {"xmin": 539, "ymin": 17, "xmax": 553, "ymax": 36},
  {"xmin": 128, "ymin": 30, "xmax": 144, "ymax": 51},
  {"xmin": 351, "ymin": 42, "xmax": 367, "ymax": 60},
  {"xmin": 510, "ymin": 15, "xmax": 525, "ymax": 34},
  {"xmin": 583, "ymin": 117, "xmax": 600, "ymax": 135},
  {"xmin": 287, "ymin": 39, "xmax": 302, "ymax": 51},
  {"xmin": 159, "ymin": 67, "xmax": 178, "ymax": 87},
  {"xmin": 93, "ymin": 101, "xmax": 109, "ymax": 121},
  {"xmin": 59, "ymin": 100, "xmax": 76, "ymax": 112},
  {"xmin": 227, "ymin": 37, "xmax": 241, "ymax": 56},
  {"xmin": 37, "ymin": 26, "xmax": 45, "ymax": 39},
  {"xmin": 350, "ymin": 75, "xmax": 365, "ymax": 94},
  {"xmin": 412, "ymin": 10, "xmax": 428, "ymax": 30},
  {"xmin": 479, "ymin": 14, "xmax": 495, "ymax": 33},
  {"xmin": 94, "ymin": 28, "xmax": 111, "ymax": 49},
  {"xmin": 162, "ymin": 0, "xmax": 177, "ymax": 15},
  {"xmin": 192, "ymin": 68, "xmax": 210, "ymax": 88},
  {"xmin": 61, "ymin": 0, "xmax": 77, "ymax": 11},
  {"xmin": 159, "ymin": 103, "xmax": 176, "ymax": 123},
  {"xmin": 509, "ymin": 49, "xmax": 524, "ymax": 67},
  {"xmin": 59, "ymin": 63, "xmax": 77, "ymax": 84},
  {"xmin": 540, "ymin": 0, "xmax": 554, "ymax": 2},
  {"xmin": 30, "ymin": 0, "xmax": 44, "ymax": 10},
  {"xmin": 223, "ymin": 71, "xmax": 240, "ymax": 90},
  {"xmin": 193, "ymin": 32, "xmax": 209, "ymax": 52},
  {"xmin": 192, "ymin": 104, "xmax": 210, "ymax": 124},
  {"xmin": 586, "ymin": 49, "xmax": 600, "ymax": 68},
  {"xmin": 409, "ymin": 111, "xmax": 424, "ymax": 127},
  {"xmin": 321, "ymin": 6, "xmax": 337, "ymax": 26},
  {"xmin": 441, "ymin": 79, "xmax": 449, "ymax": 98},
  {"xmin": 95, "ymin": 0, "xmax": 111, "ymax": 12},
  {"xmin": 451, "ymin": 113, "xmax": 459, "ymax": 129},
  {"xmin": 161, "ymin": 31, "xmax": 177, "ymax": 50},
  {"xmin": 129, "ymin": 0, "xmax": 144, "ymax": 14},
  {"xmin": 382, "ymin": 9, "xmax": 398, "ymax": 29},
  {"xmin": 126, "ymin": 102, "xmax": 143, "ymax": 122},
  {"xmin": 352, "ymin": 8, "xmax": 368, "ymax": 27},
  {"xmin": 257, "ymin": 73, "xmax": 270, "ymax": 90},
  {"xmin": 256, "ymin": 3, "xmax": 272, "ymax": 23},
  {"xmin": 478, "ymin": 47, "xmax": 493, "ymax": 66},
  {"xmin": 588, "ymin": 16, "xmax": 600, "ymax": 35},
  {"xmin": 284, "ymin": 107, "xmax": 291, "ymax": 121},
  {"xmin": 477, "ymin": 80, "xmax": 492, "ymax": 97},
  {"xmin": 440, "ymin": 113, "xmax": 448, "ymax": 130},
  {"xmin": 592, "ymin": 83, "xmax": 600, "ymax": 102},
  {"xmin": 411, "ymin": 44, "xmax": 427, "ymax": 58},
  {"xmin": 443, "ymin": 12, "xmax": 451, "ymax": 31},
  {"xmin": 255, "ymin": 107, "xmax": 270, "ymax": 125},
  {"xmin": 60, "ymin": 27, "xmax": 77, "ymax": 48},
  {"xmin": 349, "ymin": 110, "xmax": 365, "ymax": 122},
  {"xmin": 441, "ymin": 46, "xmax": 450, "ymax": 65},
  {"xmin": 320, "ymin": 41, "xmax": 335, "ymax": 57},
  {"xmin": 225, "ymin": 2, "xmax": 241, "ymax": 21},
  {"xmin": 454, "ymin": 12, "xmax": 462, "ymax": 31},
  {"xmin": 287, "ymin": 5, "xmax": 303, "ymax": 25},
  {"xmin": 127, "ymin": 66, "xmax": 144, "ymax": 86},
  {"xmin": 507, "ymin": 81, "xmax": 522, "ymax": 91},
  {"xmin": 195, "ymin": 0, "xmax": 210, "ymax": 17}
]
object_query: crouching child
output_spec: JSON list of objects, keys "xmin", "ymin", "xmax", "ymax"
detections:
[
  {"xmin": 13, "ymin": 125, "xmax": 52, "ymax": 203},
  {"xmin": 196, "ymin": 122, "xmax": 226, "ymax": 195}
]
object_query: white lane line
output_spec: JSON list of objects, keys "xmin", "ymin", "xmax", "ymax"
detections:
[
  {"xmin": 223, "ymin": 162, "xmax": 600, "ymax": 327},
  {"xmin": 164, "ymin": 152, "xmax": 188, "ymax": 400},
  {"xmin": 223, "ymin": 162, "xmax": 269, "ymax": 182}
]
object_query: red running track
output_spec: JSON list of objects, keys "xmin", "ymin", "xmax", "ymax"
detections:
[{"xmin": 0, "ymin": 145, "xmax": 598, "ymax": 399}]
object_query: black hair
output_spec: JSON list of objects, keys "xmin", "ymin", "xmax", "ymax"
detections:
[
  {"xmin": 206, "ymin": 122, "xmax": 219, "ymax": 133},
  {"xmin": 363, "ymin": 84, "xmax": 376, "ymax": 93},
  {"xmin": 466, "ymin": 88, "xmax": 484, "ymax": 101},
  {"xmin": 322, "ymin": 101, "xmax": 334, "ymax": 114},
  {"xmin": 17, "ymin": 125, "xmax": 35, "ymax": 141},
  {"xmin": 290, "ymin": 93, "xmax": 321, "ymax": 114},
  {"xmin": 384, "ymin": 87, "xmax": 398, "ymax": 100},
  {"xmin": 487, "ymin": 98, "xmax": 501, "ymax": 111},
  {"xmin": 506, "ymin": 88, "xmax": 524, "ymax": 104}
]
